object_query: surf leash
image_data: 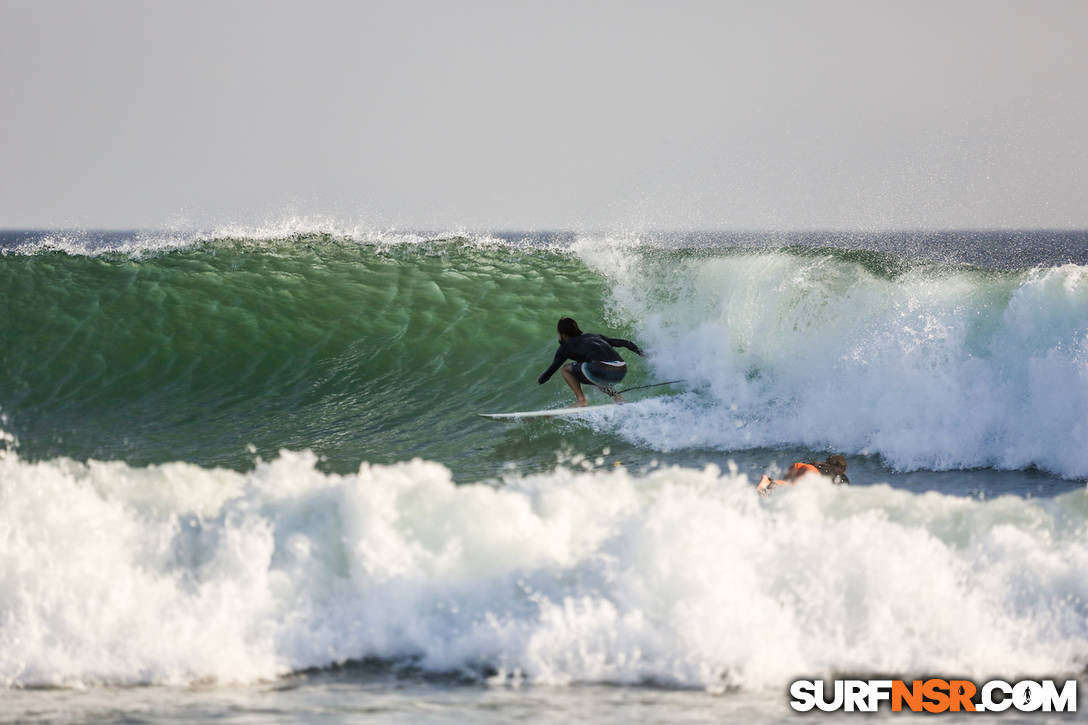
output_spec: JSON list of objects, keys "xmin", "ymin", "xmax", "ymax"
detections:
[{"xmin": 615, "ymin": 379, "xmax": 685, "ymax": 395}]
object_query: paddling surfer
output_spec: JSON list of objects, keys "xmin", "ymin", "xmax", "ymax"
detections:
[
  {"xmin": 757, "ymin": 455, "xmax": 850, "ymax": 496},
  {"xmin": 537, "ymin": 317, "xmax": 644, "ymax": 406}
]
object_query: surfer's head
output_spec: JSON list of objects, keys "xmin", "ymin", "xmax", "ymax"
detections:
[
  {"xmin": 825, "ymin": 455, "xmax": 847, "ymax": 475},
  {"xmin": 557, "ymin": 317, "xmax": 582, "ymax": 341}
]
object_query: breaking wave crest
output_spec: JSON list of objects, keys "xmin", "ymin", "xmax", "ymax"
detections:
[{"xmin": 574, "ymin": 238, "xmax": 1088, "ymax": 478}]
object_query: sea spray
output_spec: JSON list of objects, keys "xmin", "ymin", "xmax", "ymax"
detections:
[{"xmin": 575, "ymin": 239, "xmax": 1088, "ymax": 478}]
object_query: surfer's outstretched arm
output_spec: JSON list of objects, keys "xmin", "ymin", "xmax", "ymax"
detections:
[
  {"xmin": 603, "ymin": 336, "xmax": 644, "ymax": 356},
  {"xmin": 537, "ymin": 346, "xmax": 568, "ymax": 384},
  {"xmin": 757, "ymin": 474, "xmax": 797, "ymax": 496}
]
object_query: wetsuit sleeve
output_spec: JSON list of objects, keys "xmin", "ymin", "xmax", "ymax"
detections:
[
  {"xmin": 603, "ymin": 336, "xmax": 644, "ymax": 356},
  {"xmin": 538, "ymin": 347, "xmax": 567, "ymax": 384}
]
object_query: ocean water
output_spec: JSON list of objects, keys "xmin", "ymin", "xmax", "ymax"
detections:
[{"xmin": 1, "ymin": 226, "xmax": 1086, "ymax": 723}]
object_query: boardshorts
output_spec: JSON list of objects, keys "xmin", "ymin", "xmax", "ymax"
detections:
[{"xmin": 569, "ymin": 360, "xmax": 627, "ymax": 394}]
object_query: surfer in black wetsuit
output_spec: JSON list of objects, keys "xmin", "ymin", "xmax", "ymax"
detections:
[{"xmin": 537, "ymin": 317, "xmax": 644, "ymax": 406}]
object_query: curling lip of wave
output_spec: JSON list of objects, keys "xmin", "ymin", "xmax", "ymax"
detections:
[{"xmin": 0, "ymin": 222, "xmax": 519, "ymax": 258}]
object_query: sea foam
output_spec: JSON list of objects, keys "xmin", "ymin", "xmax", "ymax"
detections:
[
  {"xmin": 1, "ymin": 449, "xmax": 1085, "ymax": 689},
  {"xmin": 574, "ymin": 237, "xmax": 1088, "ymax": 479}
]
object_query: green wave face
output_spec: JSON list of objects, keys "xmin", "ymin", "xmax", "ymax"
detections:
[
  {"xmin": 1, "ymin": 239, "xmax": 625, "ymax": 477},
  {"xmin": 5, "ymin": 232, "xmax": 1087, "ymax": 483}
]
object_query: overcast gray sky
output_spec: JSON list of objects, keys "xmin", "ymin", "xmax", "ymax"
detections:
[{"xmin": 1, "ymin": 0, "xmax": 1086, "ymax": 230}]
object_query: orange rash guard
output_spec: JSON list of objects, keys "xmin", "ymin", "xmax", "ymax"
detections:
[{"xmin": 788, "ymin": 462, "xmax": 821, "ymax": 478}]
